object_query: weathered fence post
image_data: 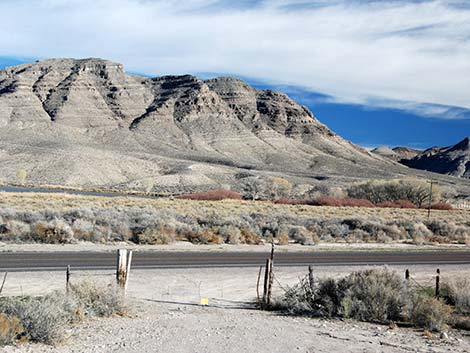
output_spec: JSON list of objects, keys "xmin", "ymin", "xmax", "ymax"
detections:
[
  {"xmin": 262, "ymin": 258, "xmax": 271, "ymax": 307},
  {"xmin": 435, "ymin": 268, "xmax": 440, "ymax": 298},
  {"xmin": 308, "ymin": 266, "xmax": 315, "ymax": 292},
  {"xmin": 0, "ymin": 272, "xmax": 7, "ymax": 295},
  {"xmin": 125, "ymin": 250, "xmax": 133, "ymax": 292},
  {"xmin": 266, "ymin": 241, "xmax": 275, "ymax": 306},
  {"xmin": 256, "ymin": 265, "xmax": 263, "ymax": 304},
  {"xmin": 66, "ymin": 265, "xmax": 71, "ymax": 294},
  {"xmin": 116, "ymin": 249, "xmax": 132, "ymax": 294}
]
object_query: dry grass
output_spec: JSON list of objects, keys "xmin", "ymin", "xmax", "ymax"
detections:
[
  {"xmin": 0, "ymin": 191, "xmax": 469, "ymax": 245},
  {"xmin": 0, "ymin": 191, "xmax": 467, "ymax": 223}
]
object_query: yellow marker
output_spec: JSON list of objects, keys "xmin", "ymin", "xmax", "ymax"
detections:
[{"xmin": 200, "ymin": 297, "xmax": 209, "ymax": 306}]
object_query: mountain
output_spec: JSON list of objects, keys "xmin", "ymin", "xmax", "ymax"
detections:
[
  {"xmin": 401, "ymin": 137, "xmax": 470, "ymax": 178},
  {"xmin": 0, "ymin": 58, "xmax": 467, "ymax": 193},
  {"xmin": 372, "ymin": 146, "xmax": 421, "ymax": 162}
]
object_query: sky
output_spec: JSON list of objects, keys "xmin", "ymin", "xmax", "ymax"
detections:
[{"xmin": 1, "ymin": 0, "xmax": 469, "ymax": 149}]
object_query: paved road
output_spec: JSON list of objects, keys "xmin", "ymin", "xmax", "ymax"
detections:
[
  {"xmin": 0, "ymin": 250, "xmax": 469, "ymax": 271},
  {"xmin": 0, "ymin": 185, "xmax": 157, "ymax": 199}
]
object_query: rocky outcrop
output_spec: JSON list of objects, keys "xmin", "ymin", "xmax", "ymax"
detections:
[
  {"xmin": 0, "ymin": 58, "xmax": 465, "ymax": 192},
  {"xmin": 402, "ymin": 137, "xmax": 470, "ymax": 178},
  {"xmin": 372, "ymin": 146, "xmax": 421, "ymax": 162}
]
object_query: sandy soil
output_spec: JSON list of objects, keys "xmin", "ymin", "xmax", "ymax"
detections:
[
  {"xmin": 2, "ymin": 301, "xmax": 470, "ymax": 353},
  {"xmin": 0, "ymin": 241, "xmax": 468, "ymax": 254},
  {"xmin": 1, "ymin": 265, "xmax": 469, "ymax": 352},
  {"xmin": 1, "ymin": 264, "xmax": 469, "ymax": 300}
]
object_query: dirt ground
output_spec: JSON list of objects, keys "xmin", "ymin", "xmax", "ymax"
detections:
[
  {"xmin": 2, "ymin": 301, "xmax": 470, "ymax": 353},
  {"xmin": 1, "ymin": 264, "xmax": 470, "ymax": 353}
]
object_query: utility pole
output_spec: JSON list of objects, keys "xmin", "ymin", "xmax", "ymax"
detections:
[{"xmin": 427, "ymin": 180, "xmax": 434, "ymax": 221}]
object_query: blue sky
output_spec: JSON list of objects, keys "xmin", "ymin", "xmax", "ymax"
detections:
[{"xmin": 1, "ymin": 0, "xmax": 469, "ymax": 149}]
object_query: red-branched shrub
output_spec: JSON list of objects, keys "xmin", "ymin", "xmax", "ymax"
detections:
[
  {"xmin": 275, "ymin": 198, "xmax": 317, "ymax": 205},
  {"xmin": 428, "ymin": 202, "xmax": 454, "ymax": 211},
  {"xmin": 376, "ymin": 200, "xmax": 417, "ymax": 209},
  {"xmin": 177, "ymin": 189, "xmax": 242, "ymax": 201},
  {"xmin": 340, "ymin": 198, "xmax": 375, "ymax": 208},
  {"xmin": 314, "ymin": 196, "xmax": 343, "ymax": 207}
]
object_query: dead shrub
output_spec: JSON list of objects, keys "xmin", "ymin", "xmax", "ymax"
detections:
[
  {"xmin": 133, "ymin": 226, "xmax": 176, "ymax": 245},
  {"xmin": 187, "ymin": 229, "xmax": 222, "ymax": 244},
  {"xmin": 33, "ymin": 220, "xmax": 73, "ymax": 244},
  {"xmin": 277, "ymin": 233, "xmax": 290, "ymax": 245},
  {"xmin": 0, "ymin": 313, "xmax": 24, "ymax": 346},
  {"xmin": 240, "ymin": 228, "xmax": 262, "ymax": 244}
]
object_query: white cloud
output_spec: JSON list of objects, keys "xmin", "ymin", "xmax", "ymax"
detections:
[{"xmin": 0, "ymin": 0, "xmax": 469, "ymax": 117}]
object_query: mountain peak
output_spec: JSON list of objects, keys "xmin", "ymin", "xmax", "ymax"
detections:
[
  {"xmin": 449, "ymin": 136, "xmax": 470, "ymax": 151},
  {"xmin": 0, "ymin": 57, "xmax": 421, "ymax": 190}
]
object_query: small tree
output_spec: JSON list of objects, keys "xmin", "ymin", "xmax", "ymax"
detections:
[
  {"xmin": 267, "ymin": 177, "xmax": 292, "ymax": 200},
  {"xmin": 142, "ymin": 177, "xmax": 155, "ymax": 195},
  {"xmin": 347, "ymin": 179, "xmax": 441, "ymax": 207},
  {"xmin": 16, "ymin": 169, "xmax": 27, "ymax": 185},
  {"xmin": 240, "ymin": 177, "xmax": 267, "ymax": 200}
]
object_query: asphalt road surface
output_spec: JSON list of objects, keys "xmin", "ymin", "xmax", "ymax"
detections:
[{"xmin": 0, "ymin": 250, "xmax": 469, "ymax": 271}]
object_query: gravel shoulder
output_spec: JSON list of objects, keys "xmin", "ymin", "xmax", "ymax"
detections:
[{"xmin": 0, "ymin": 241, "xmax": 468, "ymax": 253}]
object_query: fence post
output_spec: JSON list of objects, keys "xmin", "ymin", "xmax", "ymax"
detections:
[
  {"xmin": 308, "ymin": 266, "xmax": 315, "ymax": 291},
  {"xmin": 66, "ymin": 265, "xmax": 71, "ymax": 294},
  {"xmin": 0, "ymin": 272, "xmax": 7, "ymax": 295},
  {"xmin": 256, "ymin": 265, "xmax": 263, "ymax": 304},
  {"xmin": 262, "ymin": 259, "xmax": 271, "ymax": 307},
  {"xmin": 125, "ymin": 250, "xmax": 133, "ymax": 292},
  {"xmin": 266, "ymin": 241, "xmax": 275, "ymax": 306},
  {"xmin": 435, "ymin": 269, "xmax": 440, "ymax": 298},
  {"xmin": 116, "ymin": 249, "xmax": 127, "ymax": 289}
]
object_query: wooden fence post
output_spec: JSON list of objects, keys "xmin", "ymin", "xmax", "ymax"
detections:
[
  {"xmin": 308, "ymin": 266, "xmax": 315, "ymax": 292},
  {"xmin": 262, "ymin": 258, "xmax": 271, "ymax": 307},
  {"xmin": 435, "ymin": 269, "xmax": 440, "ymax": 298},
  {"xmin": 0, "ymin": 272, "xmax": 7, "ymax": 295},
  {"xmin": 116, "ymin": 249, "xmax": 132, "ymax": 294},
  {"xmin": 256, "ymin": 265, "xmax": 263, "ymax": 304},
  {"xmin": 66, "ymin": 265, "xmax": 70, "ymax": 294},
  {"xmin": 125, "ymin": 250, "xmax": 133, "ymax": 292},
  {"xmin": 266, "ymin": 241, "xmax": 275, "ymax": 306}
]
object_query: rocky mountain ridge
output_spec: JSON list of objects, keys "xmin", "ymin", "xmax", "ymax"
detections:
[
  {"xmin": 401, "ymin": 137, "xmax": 470, "ymax": 178},
  {"xmin": 0, "ymin": 58, "xmax": 467, "ymax": 193}
]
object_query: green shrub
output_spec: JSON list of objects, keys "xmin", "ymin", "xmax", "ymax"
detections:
[
  {"xmin": 340, "ymin": 268, "xmax": 404, "ymax": 322},
  {"xmin": 444, "ymin": 277, "xmax": 470, "ymax": 315},
  {"xmin": 0, "ymin": 294, "xmax": 70, "ymax": 344},
  {"xmin": 69, "ymin": 280, "xmax": 126, "ymax": 317},
  {"xmin": 408, "ymin": 296, "xmax": 452, "ymax": 332}
]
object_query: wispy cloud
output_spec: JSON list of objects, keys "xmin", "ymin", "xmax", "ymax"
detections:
[{"xmin": 0, "ymin": 0, "xmax": 469, "ymax": 118}]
